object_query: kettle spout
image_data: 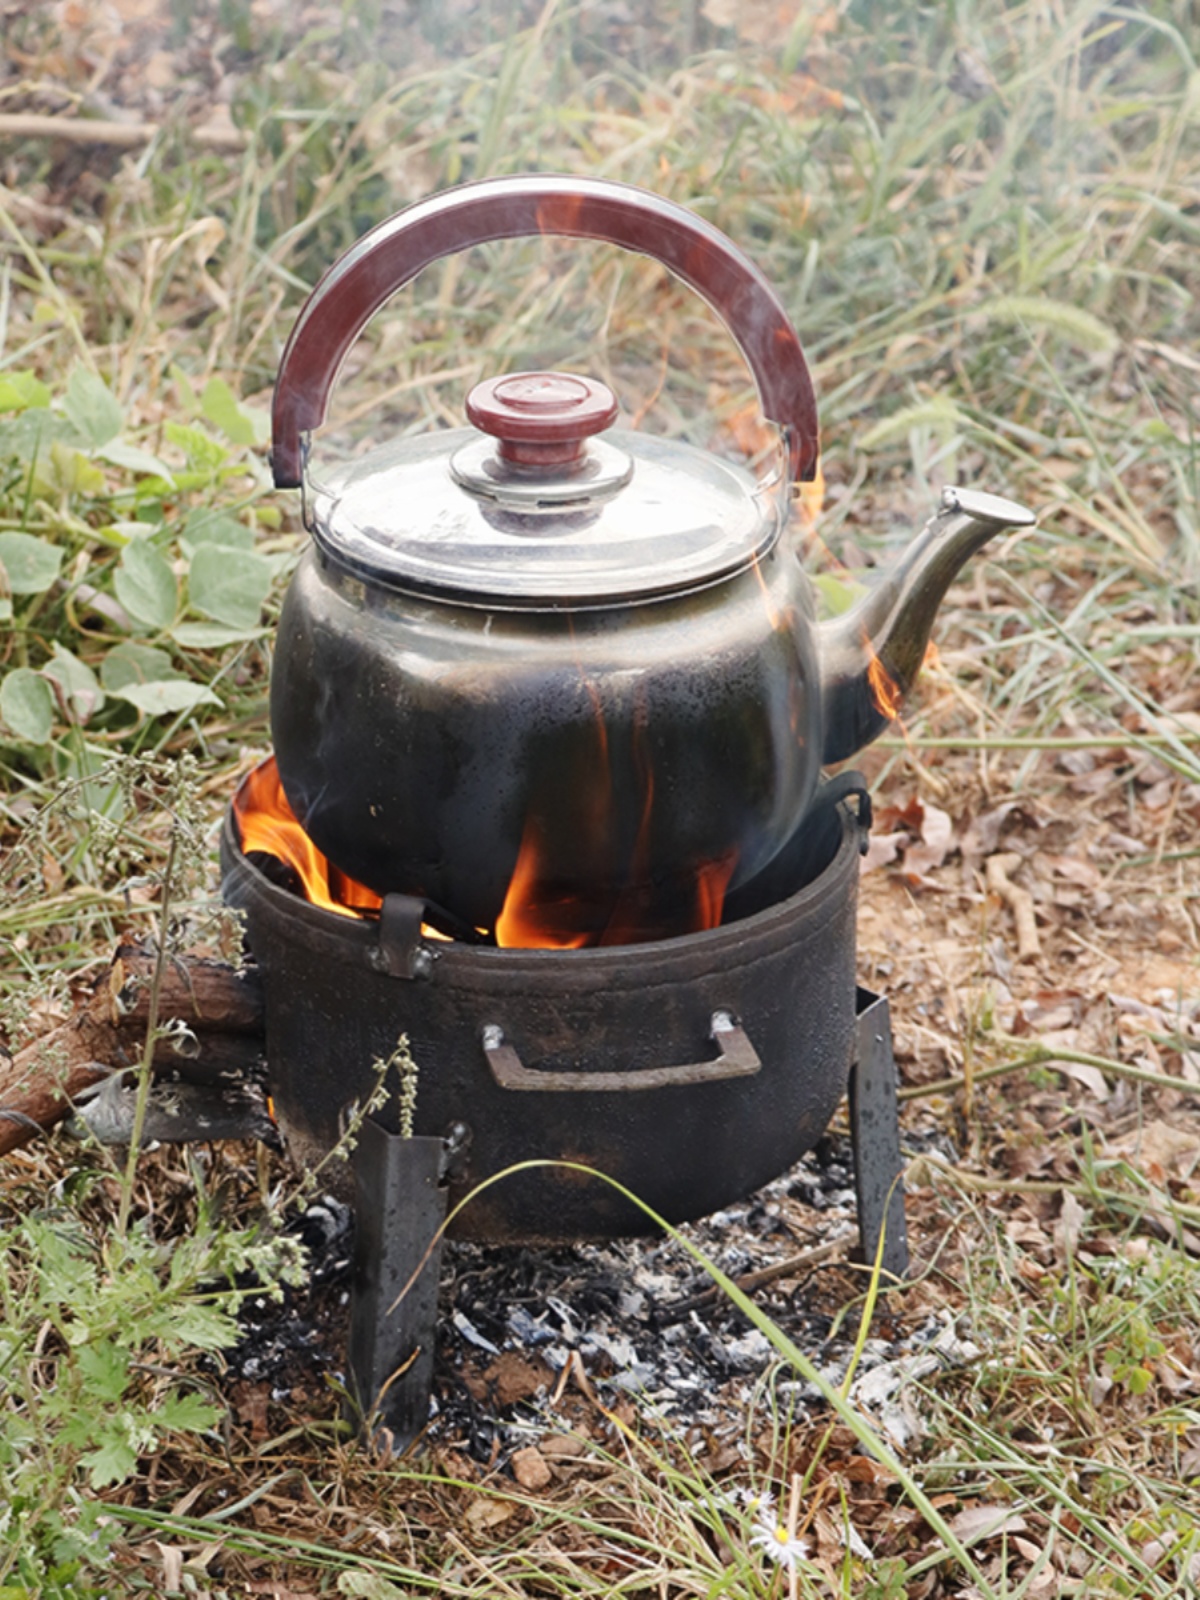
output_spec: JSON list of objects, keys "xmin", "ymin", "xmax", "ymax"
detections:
[{"xmin": 818, "ymin": 486, "xmax": 1036, "ymax": 766}]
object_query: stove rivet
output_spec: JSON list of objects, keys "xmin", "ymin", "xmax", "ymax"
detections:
[
  {"xmin": 481, "ymin": 1024, "xmax": 505, "ymax": 1051},
  {"xmin": 411, "ymin": 948, "xmax": 434, "ymax": 980}
]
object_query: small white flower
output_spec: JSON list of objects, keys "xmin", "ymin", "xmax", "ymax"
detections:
[
  {"xmin": 710, "ymin": 1483, "xmax": 776, "ymax": 1520},
  {"xmin": 737, "ymin": 1486, "xmax": 776, "ymax": 1517},
  {"xmin": 750, "ymin": 1514, "xmax": 809, "ymax": 1572}
]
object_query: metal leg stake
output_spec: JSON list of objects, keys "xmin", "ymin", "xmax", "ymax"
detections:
[
  {"xmin": 849, "ymin": 988, "xmax": 909, "ymax": 1280},
  {"xmin": 348, "ymin": 1121, "xmax": 449, "ymax": 1451}
]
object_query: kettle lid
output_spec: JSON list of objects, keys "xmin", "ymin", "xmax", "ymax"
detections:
[{"xmin": 307, "ymin": 371, "xmax": 780, "ymax": 609}]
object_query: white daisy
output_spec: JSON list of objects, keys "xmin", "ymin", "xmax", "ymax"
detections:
[
  {"xmin": 737, "ymin": 1486, "xmax": 777, "ymax": 1518},
  {"xmin": 750, "ymin": 1513, "xmax": 809, "ymax": 1572},
  {"xmin": 710, "ymin": 1483, "xmax": 776, "ymax": 1520}
]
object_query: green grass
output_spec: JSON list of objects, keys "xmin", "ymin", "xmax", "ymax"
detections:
[{"xmin": 1, "ymin": 0, "xmax": 1198, "ymax": 1594}]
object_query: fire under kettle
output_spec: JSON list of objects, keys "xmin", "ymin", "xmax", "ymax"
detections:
[{"xmin": 267, "ymin": 174, "xmax": 1035, "ymax": 943}]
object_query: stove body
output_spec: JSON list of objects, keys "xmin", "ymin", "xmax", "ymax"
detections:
[
  {"xmin": 221, "ymin": 779, "xmax": 908, "ymax": 1447},
  {"xmin": 223, "ymin": 788, "xmax": 867, "ymax": 1241}
]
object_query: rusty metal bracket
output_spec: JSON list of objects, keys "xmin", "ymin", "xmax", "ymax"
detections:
[
  {"xmin": 347, "ymin": 1121, "xmax": 450, "ymax": 1452},
  {"xmin": 480, "ymin": 1009, "xmax": 761, "ymax": 1092},
  {"xmin": 371, "ymin": 894, "xmax": 434, "ymax": 980},
  {"xmin": 849, "ymin": 988, "xmax": 909, "ymax": 1279}
]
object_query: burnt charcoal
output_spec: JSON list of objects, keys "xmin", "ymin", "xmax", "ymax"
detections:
[
  {"xmin": 67, "ymin": 1076, "xmax": 279, "ymax": 1147},
  {"xmin": 220, "ymin": 1194, "xmax": 354, "ymax": 1391},
  {"xmin": 294, "ymin": 1194, "xmax": 354, "ymax": 1274},
  {"xmin": 244, "ymin": 850, "xmax": 305, "ymax": 898}
]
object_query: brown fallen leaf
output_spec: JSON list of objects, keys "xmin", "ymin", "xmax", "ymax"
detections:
[
  {"xmin": 948, "ymin": 1503, "xmax": 1029, "ymax": 1543},
  {"xmin": 903, "ymin": 801, "xmax": 955, "ymax": 880},
  {"xmin": 1110, "ymin": 1118, "xmax": 1200, "ymax": 1184},
  {"xmin": 987, "ymin": 852, "xmax": 1041, "ymax": 961},
  {"xmin": 480, "ymin": 1351, "xmax": 553, "ymax": 1408},
  {"xmin": 1053, "ymin": 1191, "xmax": 1088, "ymax": 1265},
  {"xmin": 154, "ymin": 1544, "xmax": 184, "ymax": 1593},
  {"xmin": 510, "ymin": 1446, "xmax": 552, "ymax": 1492},
  {"xmin": 465, "ymin": 1494, "xmax": 517, "ymax": 1531},
  {"xmin": 540, "ymin": 1430, "xmax": 590, "ymax": 1461}
]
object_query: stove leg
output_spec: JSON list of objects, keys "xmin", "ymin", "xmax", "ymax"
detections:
[
  {"xmin": 347, "ymin": 1122, "xmax": 449, "ymax": 1452},
  {"xmin": 849, "ymin": 989, "xmax": 909, "ymax": 1280}
]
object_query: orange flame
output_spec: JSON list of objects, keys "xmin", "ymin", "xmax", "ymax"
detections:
[
  {"xmin": 494, "ymin": 816, "xmax": 737, "ymax": 949},
  {"xmin": 865, "ymin": 644, "xmax": 903, "ymax": 722},
  {"xmin": 235, "ymin": 754, "xmax": 738, "ymax": 948},
  {"xmin": 795, "ymin": 461, "xmax": 825, "ymax": 532},
  {"xmin": 695, "ymin": 850, "xmax": 739, "ymax": 930},
  {"xmin": 494, "ymin": 814, "xmax": 593, "ymax": 950},
  {"xmin": 233, "ymin": 759, "xmax": 382, "ymax": 919}
]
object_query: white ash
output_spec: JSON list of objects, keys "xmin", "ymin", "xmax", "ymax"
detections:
[
  {"xmin": 213, "ymin": 1132, "xmax": 970, "ymax": 1466},
  {"xmin": 432, "ymin": 1136, "xmax": 949, "ymax": 1463}
]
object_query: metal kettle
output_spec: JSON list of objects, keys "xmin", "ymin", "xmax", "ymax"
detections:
[{"xmin": 267, "ymin": 175, "xmax": 1034, "ymax": 943}]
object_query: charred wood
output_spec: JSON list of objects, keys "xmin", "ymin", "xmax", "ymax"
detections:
[{"xmin": 0, "ymin": 947, "xmax": 265, "ymax": 1157}]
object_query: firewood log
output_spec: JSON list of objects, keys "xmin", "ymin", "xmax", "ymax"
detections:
[{"xmin": 0, "ymin": 947, "xmax": 265, "ymax": 1157}]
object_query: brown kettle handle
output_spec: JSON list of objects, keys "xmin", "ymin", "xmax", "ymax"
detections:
[{"xmin": 270, "ymin": 174, "xmax": 819, "ymax": 489}]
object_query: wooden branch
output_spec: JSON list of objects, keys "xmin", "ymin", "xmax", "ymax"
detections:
[
  {"xmin": 0, "ymin": 948, "xmax": 264, "ymax": 1157},
  {"xmin": 110, "ymin": 947, "xmax": 264, "ymax": 1034},
  {"xmin": 986, "ymin": 852, "xmax": 1042, "ymax": 961},
  {"xmin": 0, "ymin": 113, "xmax": 247, "ymax": 152}
]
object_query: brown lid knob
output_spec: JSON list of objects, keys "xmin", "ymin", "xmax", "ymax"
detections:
[{"xmin": 466, "ymin": 371, "xmax": 618, "ymax": 466}]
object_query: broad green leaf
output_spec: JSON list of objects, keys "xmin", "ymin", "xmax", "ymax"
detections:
[
  {"xmin": 171, "ymin": 362, "xmax": 200, "ymax": 413},
  {"xmin": 813, "ymin": 571, "xmax": 868, "ymax": 618},
  {"xmin": 43, "ymin": 643, "xmax": 104, "ymax": 724},
  {"xmin": 1142, "ymin": 419, "xmax": 1178, "ymax": 445},
  {"xmin": 34, "ymin": 439, "xmax": 106, "ymax": 496},
  {"xmin": 337, "ymin": 1574, "xmax": 408, "ymax": 1599},
  {"xmin": 187, "ymin": 544, "xmax": 272, "ymax": 629},
  {"xmin": 155, "ymin": 1391, "xmax": 221, "ymax": 1432},
  {"xmin": 150, "ymin": 1302, "xmax": 238, "ymax": 1351},
  {"xmin": 170, "ymin": 620, "xmax": 266, "ymax": 648},
  {"xmin": 64, "ymin": 367, "xmax": 124, "ymax": 448},
  {"xmin": 80, "ymin": 1436, "xmax": 137, "ymax": 1490},
  {"xmin": 0, "ymin": 370, "xmax": 51, "ymax": 411},
  {"xmin": 164, "ymin": 420, "xmax": 228, "ymax": 472},
  {"xmin": 94, "ymin": 519, "xmax": 156, "ymax": 550},
  {"xmin": 114, "ymin": 539, "xmax": 178, "ymax": 630},
  {"xmin": 99, "ymin": 641, "xmax": 180, "ymax": 691},
  {"xmin": 0, "ymin": 531, "xmax": 63, "ymax": 594},
  {"xmin": 76, "ymin": 1340, "xmax": 130, "ymax": 1404},
  {"xmin": 110, "ymin": 679, "xmax": 219, "ymax": 716},
  {"xmin": 98, "ymin": 438, "xmax": 176, "ymax": 483},
  {"xmin": 0, "ymin": 410, "xmax": 67, "ymax": 465},
  {"xmin": 200, "ymin": 376, "xmax": 258, "ymax": 445},
  {"xmin": 0, "ymin": 669, "xmax": 55, "ymax": 743},
  {"xmin": 183, "ymin": 507, "xmax": 254, "ymax": 549}
]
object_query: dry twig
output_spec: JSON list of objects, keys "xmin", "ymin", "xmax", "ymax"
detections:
[
  {"xmin": 986, "ymin": 852, "xmax": 1041, "ymax": 961},
  {"xmin": 0, "ymin": 113, "xmax": 247, "ymax": 151}
]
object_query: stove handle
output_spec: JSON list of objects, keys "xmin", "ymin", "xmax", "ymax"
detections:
[
  {"xmin": 480, "ymin": 1010, "xmax": 760, "ymax": 1092},
  {"xmin": 271, "ymin": 173, "xmax": 818, "ymax": 489}
]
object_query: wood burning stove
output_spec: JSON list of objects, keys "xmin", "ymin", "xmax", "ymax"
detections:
[{"xmin": 220, "ymin": 768, "xmax": 908, "ymax": 1446}]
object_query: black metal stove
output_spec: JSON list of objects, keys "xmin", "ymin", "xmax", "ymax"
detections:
[{"xmin": 220, "ymin": 766, "xmax": 908, "ymax": 1449}]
